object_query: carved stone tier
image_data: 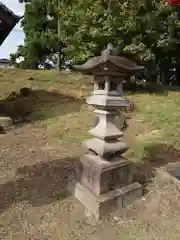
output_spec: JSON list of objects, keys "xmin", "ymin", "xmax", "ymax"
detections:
[
  {"xmin": 85, "ymin": 91, "xmax": 129, "ymax": 156},
  {"xmin": 87, "ymin": 95, "xmax": 129, "ymax": 107},
  {"xmin": 90, "ymin": 109, "xmax": 124, "ymax": 140}
]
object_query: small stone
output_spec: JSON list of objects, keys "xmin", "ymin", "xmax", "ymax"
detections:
[
  {"xmin": 0, "ymin": 116, "xmax": 13, "ymax": 128},
  {"xmin": 113, "ymin": 216, "xmax": 121, "ymax": 221}
]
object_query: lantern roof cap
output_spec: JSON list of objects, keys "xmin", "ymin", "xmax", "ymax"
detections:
[{"xmin": 72, "ymin": 43, "xmax": 145, "ymax": 74}]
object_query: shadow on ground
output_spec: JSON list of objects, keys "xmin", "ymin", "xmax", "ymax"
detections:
[
  {"xmin": 134, "ymin": 143, "xmax": 180, "ymax": 190},
  {"xmin": 124, "ymin": 82, "xmax": 180, "ymax": 96},
  {"xmin": 0, "ymin": 143, "xmax": 179, "ymax": 214},
  {"xmin": 0, "ymin": 89, "xmax": 84, "ymax": 123},
  {"xmin": 0, "ymin": 156, "xmax": 77, "ymax": 214}
]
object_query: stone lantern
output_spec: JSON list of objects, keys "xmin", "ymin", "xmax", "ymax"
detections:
[{"xmin": 73, "ymin": 43, "xmax": 144, "ymax": 220}]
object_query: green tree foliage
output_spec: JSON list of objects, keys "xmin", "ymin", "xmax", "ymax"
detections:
[
  {"xmin": 12, "ymin": 0, "xmax": 58, "ymax": 68},
  {"xmin": 12, "ymin": 0, "xmax": 180, "ymax": 83}
]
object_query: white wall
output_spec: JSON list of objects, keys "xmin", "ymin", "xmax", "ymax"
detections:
[{"xmin": 0, "ymin": 63, "xmax": 14, "ymax": 69}]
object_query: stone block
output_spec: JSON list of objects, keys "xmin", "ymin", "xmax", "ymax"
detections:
[
  {"xmin": 76, "ymin": 154, "xmax": 134, "ymax": 196},
  {"xmin": 167, "ymin": 162, "xmax": 180, "ymax": 180},
  {"xmin": 0, "ymin": 116, "xmax": 13, "ymax": 128},
  {"xmin": 74, "ymin": 181, "xmax": 142, "ymax": 220},
  {"xmin": 121, "ymin": 182, "xmax": 143, "ymax": 208}
]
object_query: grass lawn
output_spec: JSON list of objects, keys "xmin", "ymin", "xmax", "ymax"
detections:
[{"xmin": 0, "ymin": 68, "xmax": 180, "ymax": 240}]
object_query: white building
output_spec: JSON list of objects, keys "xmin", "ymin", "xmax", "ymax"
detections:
[{"xmin": 0, "ymin": 58, "xmax": 13, "ymax": 68}]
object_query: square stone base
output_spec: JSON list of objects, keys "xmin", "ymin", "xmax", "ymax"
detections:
[
  {"xmin": 75, "ymin": 181, "xmax": 142, "ymax": 220},
  {"xmin": 76, "ymin": 154, "xmax": 135, "ymax": 196}
]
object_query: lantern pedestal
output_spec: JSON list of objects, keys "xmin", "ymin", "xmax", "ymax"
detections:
[{"xmin": 75, "ymin": 154, "xmax": 142, "ymax": 220}]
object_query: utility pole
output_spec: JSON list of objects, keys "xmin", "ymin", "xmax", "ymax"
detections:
[{"xmin": 57, "ymin": 0, "xmax": 62, "ymax": 72}]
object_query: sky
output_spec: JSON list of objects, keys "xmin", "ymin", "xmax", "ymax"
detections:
[{"xmin": 0, "ymin": 0, "xmax": 25, "ymax": 59}]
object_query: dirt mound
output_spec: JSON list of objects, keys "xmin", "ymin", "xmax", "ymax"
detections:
[{"xmin": 0, "ymin": 88, "xmax": 33, "ymax": 123}]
